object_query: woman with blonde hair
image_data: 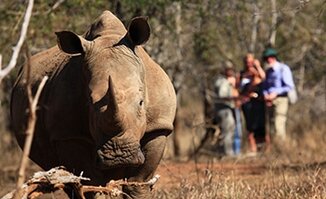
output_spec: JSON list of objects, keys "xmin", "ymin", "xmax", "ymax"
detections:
[{"xmin": 240, "ymin": 53, "xmax": 269, "ymax": 155}]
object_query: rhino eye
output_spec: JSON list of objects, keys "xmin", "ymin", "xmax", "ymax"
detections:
[{"xmin": 139, "ymin": 100, "xmax": 144, "ymax": 106}]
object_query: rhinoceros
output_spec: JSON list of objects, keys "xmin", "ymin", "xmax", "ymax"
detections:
[{"xmin": 10, "ymin": 10, "xmax": 176, "ymax": 198}]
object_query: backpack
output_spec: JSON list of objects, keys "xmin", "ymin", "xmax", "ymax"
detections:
[
  {"xmin": 280, "ymin": 63, "xmax": 298, "ymax": 104},
  {"xmin": 288, "ymin": 86, "xmax": 298, "ymax": 104}
]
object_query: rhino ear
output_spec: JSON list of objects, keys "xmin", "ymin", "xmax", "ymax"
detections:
[
  {"xmin": 55, "ymin": 31, "xmax": 90, "ymax": 55},
  {"xmin": 127, "ymin": 17, "xmax": 150, "ymax": 46}
]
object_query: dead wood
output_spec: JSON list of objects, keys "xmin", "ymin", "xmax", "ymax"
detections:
[{"xmin": 2, "ymin": 167, "xmax": 160, "ymax": 199}]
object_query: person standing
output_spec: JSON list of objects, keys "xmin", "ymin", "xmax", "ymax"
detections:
[
  {"xmin": 262, "ymin": 48, "xmax": 295, "ymax": 142},
  {"xmin": 240, "ymin": 53, "xmax": 267, "ymax": 155},
  {"xmin": 225, "ymin": 67, "xmax": 242, "ymax": 156},
  {"xmin": 213, "ymin": 66, "xmax": 237, "ymax": 157}
]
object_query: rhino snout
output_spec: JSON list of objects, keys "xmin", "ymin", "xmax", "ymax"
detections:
[{"xmin": 96, "ymin": 140, "xmax": 145, "ymax": 169}]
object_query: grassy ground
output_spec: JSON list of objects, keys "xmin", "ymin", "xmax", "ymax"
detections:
[
  {"xmin": 154, "ymin": 154, "xmax": 326, "ymax": 199},
  {"xmin": 1, "ymin": 132, "xmax": 326, "ymax": 199}
]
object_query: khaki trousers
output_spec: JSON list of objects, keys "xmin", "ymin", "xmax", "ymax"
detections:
[{"xmin": 267, "ymin": 97, "xmax": 289, "ymax": 141}]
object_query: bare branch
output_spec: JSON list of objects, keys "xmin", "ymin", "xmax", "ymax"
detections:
[
  {"xmin": 0, "ymin": 54, "xmax": 2, "ymax": 71},
  {"xmin": 0, "ymin": 0, "xmax": 34, "ymax": 83},
  {"xmin": 14, "ymin": 75, "xmax": 48, "ymax": 199},
  {"xmin": 82, "ymin": 174, "xmax": 160, "ymax": 197},
  {"xmin": 46, "ymin": 0, "xmax": 66, "ymax": 15}
]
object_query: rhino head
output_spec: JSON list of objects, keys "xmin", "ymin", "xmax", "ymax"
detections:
[{"xmin": 55, "ymin": 16, "xmax": 150, "ymax": 169}]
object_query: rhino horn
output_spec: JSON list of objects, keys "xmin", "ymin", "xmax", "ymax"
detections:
[{"xmin": 104, "ymin": 76, "xmax": 119, "ymax": 115}]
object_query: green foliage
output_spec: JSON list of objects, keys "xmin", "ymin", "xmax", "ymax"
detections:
[{"xmin": 193, "ymin": 32, "xmax": 213, "ymax": 65}]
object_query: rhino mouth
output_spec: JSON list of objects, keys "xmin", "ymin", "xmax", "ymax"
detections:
[{"xmin": 96, "ymin": 139, "xmax": 145, "ymax": 169}]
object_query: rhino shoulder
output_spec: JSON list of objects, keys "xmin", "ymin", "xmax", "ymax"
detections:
[{"xmin": 137, "ymin": 47, "xmax": 177, "ymax": 134}]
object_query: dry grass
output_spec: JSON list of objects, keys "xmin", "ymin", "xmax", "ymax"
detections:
[
  {"xmin": 154, "ymin": 158, "xmax": 326, "ymax": 199},
  {"xmin": 156, "ymin": 136, "xmax": 326, "ymax": 198}
]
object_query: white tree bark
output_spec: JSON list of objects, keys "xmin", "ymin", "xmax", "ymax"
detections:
[
  {"xmin": 269, "ymin": 0, "xmax": 277, "ymax": 46},
  {"xmin": 250, "ymin": 3, "xmax": 260, "ymax": 53},
  {"xmin": 0, "ymin": 0, "xmax": 34, "ymax": 83}
]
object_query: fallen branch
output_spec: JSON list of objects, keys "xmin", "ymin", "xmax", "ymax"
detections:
[
  {"xmin": 81, "ymin": 174, "xmax": 160, "ymax": 197},
  {"xmin": 2, "ymin": 167, "xmax": 160, "ymax": 199},
  {"xmin": 2, "ymin": 167, "xmax": 89, "ymax": 199}
]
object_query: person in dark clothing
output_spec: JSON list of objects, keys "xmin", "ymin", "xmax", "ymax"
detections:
[{"xmin": 240, "ymin": 53, "xmax": 270, "ymax": 155}]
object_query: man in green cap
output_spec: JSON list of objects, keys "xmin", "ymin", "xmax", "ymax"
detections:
[{"xmin": 262, "ymin": 48, "xmax": 295, "ymax": 143}]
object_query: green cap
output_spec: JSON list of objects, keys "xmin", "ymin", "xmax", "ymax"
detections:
[{"xmin": 262, "ymin": 48, "xmax": 277, "ymax": 58}]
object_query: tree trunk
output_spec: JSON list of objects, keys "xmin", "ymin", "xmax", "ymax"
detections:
[
  {"xmin": 171, "ymin": 2, "xmax": 183, "ymax": 157},
  {"xmin": 250, "ymin": 3, "xmax": 260, "ymax": 53},
  {"xmin": 269, "ymin": 0, "xmax": 277, "ymax": 46}
]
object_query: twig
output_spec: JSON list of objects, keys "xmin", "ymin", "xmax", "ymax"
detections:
[
  {"xmin": 0, "ymin": 54, "xmax": 2, "ymax": 71},
  {"xmin": 45, "ymin": 0, "xmax": 65, "ymax": 14},
  {"xmin": 14, "ymin": 75, "xmax": 48, "ymax": 199},
  {"xmin": 0, "ymin": 0, "xmax": 34, "ymax": 83},
  {"xmin": 81, "ymin": 174, "xmax": 160, "ymax": 197}
]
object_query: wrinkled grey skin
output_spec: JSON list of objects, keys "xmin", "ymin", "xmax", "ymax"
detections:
[{"xmin": 10, "ymin": 11, "xmax": 176, "ymax": 199}]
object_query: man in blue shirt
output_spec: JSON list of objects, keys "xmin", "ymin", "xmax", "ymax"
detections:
[{"xmin": 262, "ymin": 48, "xmax": 295, "ymax": 142}]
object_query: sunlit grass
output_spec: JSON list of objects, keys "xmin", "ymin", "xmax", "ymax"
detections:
[{"xmin": 154, "ymin": 162, "xmax": 326, "ymax": 199}]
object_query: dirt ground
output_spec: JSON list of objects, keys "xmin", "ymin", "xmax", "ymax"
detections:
[
  {"xmin": 1, "ymin": 151, "xmax": 326, "ymax": 198},
  {"xmin": 156, "ymin": 159, "xmax": 266, "ymax": 189},
  {"xmin": 155, "ymin": 155, "xmax": 323, "ymax": 189}
]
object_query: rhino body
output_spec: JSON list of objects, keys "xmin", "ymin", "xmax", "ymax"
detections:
[{"xmin": 10, "ymin": 11, "xmax": 176, "ymax": 198}]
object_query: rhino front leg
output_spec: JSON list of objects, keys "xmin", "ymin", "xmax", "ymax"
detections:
[{"xmin": 123, "ymin": 131, "xmax": 168, "ymax": 199}]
